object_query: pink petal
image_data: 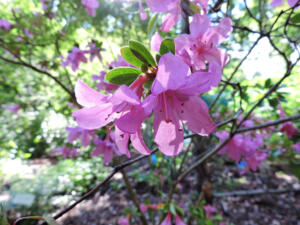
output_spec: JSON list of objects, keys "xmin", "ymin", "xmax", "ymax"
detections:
[
  {"xmin": 115, "ymin": 106, "xmax": 147, "ymax": 134},
  {"xmin": 111, "ymin": 85, "xmax": 140, "ymax": 106},
  {"xmin": 146, "ymin": 0, "xmax": 179, "ymax": 12},
  {"xmin": 103, "ymin": 148, "xmax": 113, "ymax": 164},
  {"xmin": 160, "ymin": 8, "xmax": 181, "ymax": 32},
  {"xmin": 115, "ymin": 127, "xmax": 131, "ymax": 158},
  {"xmin": 287, "ymin": 0, "xmax": 298, "ymax": 7},
  {"xmin": 180, "ymin": 96, "xmax": 216, "ymax": 135},
  {"xmin": 175, "ymin": 215, "xmax": 187, "ymax": 225},
  {"xmin": 190, "ymin": 14, "xmax": 210, "ymax": 39},
  {"xmin": 75, "ymin": 79, "xmax": 107, "ymax": 107},
  {"xmin": 72, "ymin": 104, "xmax": 114, "ymax": 130},
  {"xmin": 177, "ymin": 71, "xmax": 211, "ymax": 96},
  {"xmin": 152, "ymin": 53, "xmax": 189, "ymax": 95},
  {"xmin": 139, "ymin": 1, "xmax": 147, "ymax": 20},
  {"xmin": 130, "ymin": 129, "xmax": 151, "ymax": 155},
  {"xmin": 151, "ymin": 32, "xmax": 163, "ymax": 52},
  {"xmin": 153, "ymin": 104, "xmax": 183, "ymax": 156},
  {"xmin": 81, "ymin": 132, "xmax": 91, "ymax": 146},
  {"xmin": 270, "ymin": 0, "xmax": 284, "ymax": 7},
  {"xmin": 160, "ymin": 212, "xmax": 172, "ymax": 225},
  {"xmin": 66, "ymin": 127, "xmax": 81, "ymax": 143}
]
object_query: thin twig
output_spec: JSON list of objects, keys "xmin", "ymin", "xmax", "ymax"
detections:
[
  {"xmin": 236, "ymin": 114, "xmax": 300, "ymax": 133},
  {"xmin": 213, "ymin": 187, "xmax": 300, "ymax": 197},
  {"xmin": 209, "ymin": 36, "xmax": 262, "ymax": 110},
  {"xmin": 121, "ymin": 169, "xmax": 148, "ymax": 225},
  {"xmin": 0, "ymin": 55, "xmax": 76, "ymax": 102}
]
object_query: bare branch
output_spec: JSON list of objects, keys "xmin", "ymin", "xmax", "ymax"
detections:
[
  {"xmin": 213, "ymin": 187, "xmax": 300, "ymax": 197},
  {"xmin": 0, "ymin": 55, "xmax": 76, "ymax": 102}
]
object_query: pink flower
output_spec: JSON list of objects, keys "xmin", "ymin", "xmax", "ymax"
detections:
[
  {"xmin": 175, "ymin": 14, "xmax": 232, "ymax": 72},
  {"xmin": 145, "ymin": 0, "xmax": 181, "ymax": 32},
  {"xmin": 118, "ymin": 214, "xmax": 130, "ymax": 225},
  {"xmin": 160, "ymin": 212, "xmax": 172, "ymax": 225},
  {"xmin": 24, "ymin": 28, "xmax": 34, "ymax": 39},
  {"xmin": 92, "ymin": 71, "xmax": 118, "ymax": 92},
  {"xmin": 140, "ymin": 203, "xmax": 157, "ymax": 213},
  {"xmin": 72, "ymin": 79, "xmax": 151, "ymax": 157},
  {"xmin": 3, "ymin": 104, "xmax": 21, "ymax": 114},
  {"xmin": 293, "ymin": 143, "xmax": 300, "ymax": 153},
  {"xmin": 151, "ymin": 32, "xmax": 163, "ymax": 52},
  {"xmin": 88, "ymin": 42, "xmax": 102, "ymax": 62},
  {"xmin": 175, "ymin": 214, "xmax": 187, "ymax": 225},
  {"xmin": 66, "ymin": 126, "xmax": 96, "ymax": 146},
  {"xmin": 91, "ymin": 135, "xmax": 120, "ymax": 164},
  {"xmin": 41, "ymin": 0, "xmax": 50, "ymax": 11},
  {"xmin": 146, "ymin": 53, "xmax": 218, "ymax": 156},
  {"xmin": 270, "ymin": 0, "xmax": 299, "ymax": 8},
  {"xmin": 0, "ymin": 19, "xmax": 13, "ymax": 31},
  {"xmin": 278, "ymin": 104, "xmax": 298, "ymax": 138},
  {"xmin": 55, "ymin": 146, "xmax": 78, "ymax": 158},
  {"xmin": 82, "ymin": 0, "xmax": 99, "ymax": 17},
  {"xmin": 216, "ymin": 131, "xmax": 244, "ymax": 162},
  {"xmin": 139, "ymin": 1, "xmax": 147, "ymax": 20},
  {"xmin": 108, "ymin": 56, "xmax": 134, "ymax": 68},
  {"xmin": 62, "ymin": 47, "xmax": 89, "ymax": 72},
  {"xmin": 203, "ymin": 205, "xmax": 216, "ymax": 218}
]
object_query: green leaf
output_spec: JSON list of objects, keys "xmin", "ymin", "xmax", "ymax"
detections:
[
  {"xmin": 147, "ymin": 13, "xmax": 158, "ymax": 38},
  {"xmin": 129, "ymin": 40, "xmax": 156, "ymax": 67},
  {"xmin": 159, "ymin": 38, "xmax": 175, "ymax": 55},
  {"xmin": 264, "ymin": 78, "xmax": 272, "ymax": 88},
  {"xmin": 268, "ymin": 98, "xmax": 278, "ymax": 108},
  {"xmin": 43, "ymin": 216, "xmax": 59, "ymax": 225},
  {"xmin": 291, "ymin": 13, "xmax": 300, "ymax": 24},
  {"xmin": 169, "ymin": 204, "xmax": 176, "ymax": 216},
  {"xmin": 106, "ymin": 67, "xmax": 142, "ymax": 85},
  {"xmin": 120, "ymin": 47, "xmax": 144, "ymax": 68},
  {"xmin": 0, "ymin": 206, "xmax": 9, "ymax": 225}
]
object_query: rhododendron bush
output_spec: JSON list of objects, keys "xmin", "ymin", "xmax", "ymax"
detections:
[{"xmin": 0, "ymin": 0, "xmax": 299, "ymax": 224}]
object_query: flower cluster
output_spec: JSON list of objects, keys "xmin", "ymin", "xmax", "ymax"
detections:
[
  {"xmin": 216, "ymin": 118, "xmax": 271, "ymax": 173},
  {"xmin": 71, "ymin": 12, "xmax": 232, "ymax": 159}
]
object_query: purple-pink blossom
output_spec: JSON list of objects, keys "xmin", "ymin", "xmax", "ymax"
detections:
[
  {"xmin": 293, "ymin": 143, "xmax": 300, "ymax": 153},
  {"xmin": 203, "ymin": 204, "xmax": 217, "ymax": 218},
  {"xmin": 0, "ymin": 19, "xmax": 13, "ymax": 31},
  {"xmin": 72, "ymin": 78, "xmax": 151, "ymax": 157},
  {"xmin": 3, "ymin": 104, "xmax": 21, "ymax": 114},
  {"xmin": 62, "ymin": 47, "xmax": 89, "ymax": 72},
  {"xmin": 139, "ymin": 1, "xmax": 148, "ymax": 20},
  {"xmin": 161, "ymin": 212, "xmax": 172, "ymax": 225},
  {"xmin": 270, "ymin": 0, "xmax": 299, "ymax": 8},
  {"xmin": 66, "ymin": 126, "xmax": 96, "ymax": 146},
  {"xmin": 91, "ymin": 134, "xmax": 120, "ymax": 164},
  {"xmin": 278, "ymin": 104, "xmax": 298, "ymax": 138},
  {"xmin": 175, "ymin": 14, "xmax": 232, "ymax": 72},
  {"xmin": 217, "ymin": 129, "xmax": 268, "ymax": 172},
  {"xmin": 24, "ymin": 28, "xmax": 34, "ymax": 39},
  {"xmin": 82, "ymin": 0, "xmax": 99, "ymax": 17},
  {"xmin": 118, "ymin": 214, "xmax": 130, "ymax": 225},
  {"xmin": 146, "ymin": 53, "xmax": 218, "ymax": 156},
  {"xmin": 55, "ymin": 146, "xmax": 78, "ymax": 158},
  {"xmin": 92, "ymin": 71, "xmax": 118, "ymax": 92},
  {"xmin": 151, "ymin": 32, "xmax": 163, "ymax": 52},
  {"xmin": 88, "ymin": 42, "xmax": 102, "ymax": 62}
]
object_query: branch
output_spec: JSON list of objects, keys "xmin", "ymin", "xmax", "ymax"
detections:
[
  {"xmin": 213, "ymin": 187, "xmax": 300, "ymax": 197},
  {"xmin": 178, "ymin": 112, "xmax": 300, "ymax": 183},
  {"xmin": 210, "ymin": 36, "xmax": 262, "ymax": 110},
  {"xmin": 0, "ymin": 55, "xmax": 76, "ymax": 102},
  {"xmin": 238, "ymin": 58, "xmax": 299, "ymax": 126},
  {"xmin": 121, "ymin": 169, "xmax": 148, "ymax": 225},
  {"xmin": 236, "ymin": 114, "xmax": 300, "ymax": 133}
]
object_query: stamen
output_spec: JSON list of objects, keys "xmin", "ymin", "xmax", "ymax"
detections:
[{"xmin": 162, "ymin": 93, "xmax": 171, "ymax": 123}]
